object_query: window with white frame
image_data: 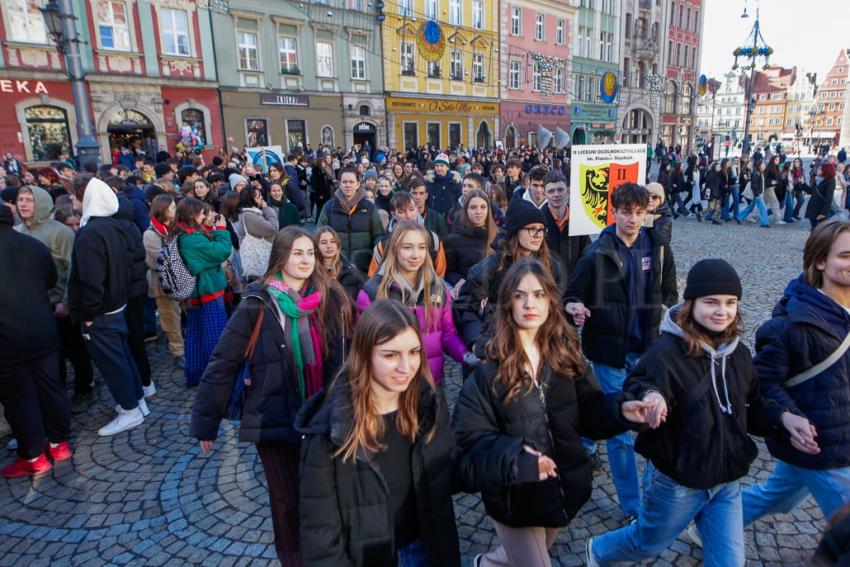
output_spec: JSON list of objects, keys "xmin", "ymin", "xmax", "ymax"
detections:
[
  {"xmin": 398, "ymin": 0, "xmax": 412, "ymax": 17},
  {"xmin": 473, "ymin": 0, "xmax": 483, "ymax": 29},
  {"xmin": 451, "ymin": 49, "xmax": 462, "ymax": 79},
  {"xmin": 554, "ymin": 65, "xmax": 564, "ymax": 93},
  {"xmin": 401, "ymin": 42, "xmax": 414, "ymax": 74},
  {"xmin": 316, "ymin": 41, "xmax": 334, "ymax": 77},
  {"xmin": 350, "ymin": 44, "xmax": 366, "ymax": 79},
  {"xmin": 473, "ymin": 53, "xmax": 484, "ymax": 81},
  {"xmin": 599, "ymin": 31, "xmax": 605, "ymax": 60},
  {"xmin": 606, "ymin": 32, "xmax": 613, "ymax": 62},
  {"xmin": 509, "ymin": 58, "xmax": 521, "ymax": 89},
  {"xmin": 576, "ymin": 75, "xmax": 584, "ymax": 101},
  {"xmin": 159, "ymin": 8, "xmax": 190, "ymax": 56},
  {"xmin": 683, "ymin": 45, "xmax": 689, "ymax": 69},
  {"xmin": 349, "ymin": 0, "xmax": 363, "ymax": 10},
  {"xmin": 535, "ymin": 13, "xmax": 544, "ymax": 41},
  {"xmin": 584, "ymin": 27, "xmax": 592, "ymax": 58},
  {"xmin": 278, "ymin": 34, "xmax": 298, "ymax": 72},
  {"xmin": 556, "ymin": 19, "xmax": 564, "ymax": 44},
  {"xmin": 6, "ymin": 0, "xmax": 48, "ymax": 44},
  {"xmin": 425, "ymin": 0, "xmax": 437, "ymax": 19},
  {"xmin": 95, "ymin": 1, "xmax": 131, "ymax": 51},
  {"xmin": 533, "ymin": 63, "xmax": 542, "ymax": 92},
  {"xmin": 449, "ymin": 0, "xmax": 461, "ymax": 25},
  {"xmin": 236, "ymin": 19, "xmax": 260, "ymax": 70},
  {"xmin": 511, "ymin": 8, "xmax": 521, "ymax": 36}
]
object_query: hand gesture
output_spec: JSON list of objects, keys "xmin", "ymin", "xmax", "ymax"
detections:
[
  {"xmin": 620, "ymin": 400, "xmax": 653, "ymax": 425},
  {"xmin": 523, "ymin": 446, "xmax": 557, "ymax": 481},
  {"xmin": 565, "ymin": 302, "xmax": 591, "ymax": 326},
  {"xmin": 641, "ymin": 392, "xmax": 669, "ymax": 428},
  {"xmin": 781, "ymin": 412, "xmax": 820, "ymax": 455},
  {"xmin": 199, "ymin": 440, "xmax": 214, "ymax": 453}
]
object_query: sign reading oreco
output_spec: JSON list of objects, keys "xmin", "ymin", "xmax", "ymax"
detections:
[{"xmin": 524, "ymin": 104, "xmax": 567, "ymax": 116}]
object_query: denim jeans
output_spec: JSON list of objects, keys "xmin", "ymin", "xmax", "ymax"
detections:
[
  {"xmin": 729, "ymin": 187, "xmax": 741, "ymax": 217},
  {"xmin": 742, "ymin": 460, "xmax": 850, "ymax": 525},
  {"xmin": 782, "ymin": 190, "xmax": 797, "ymax": 222},
  {"xmin": 591, "ymin": 463, "xmax": 745, "ymax": 567},
  {"xmin": 592, "ymin": 352, "xmax": 641, "ymax": 518},
  {"xmin": 737, "ymin": 195, "xmax": 769, "ymax": 226},
  {"xmin": 397, "ymin": 539, "xmax": 428, "ymax": 567}
]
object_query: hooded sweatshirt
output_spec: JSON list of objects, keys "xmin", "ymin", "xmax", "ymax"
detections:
[
  {"xmin": 68, "ymin": 178, "xmax": 130, "ymax": 322},
  {"xmin": 15, "ymin": 185, "xmax": 75, "ymax": 305},
  {"xmin": 623, "ymin": 306, "xmax": 784, "ymax": 489}
]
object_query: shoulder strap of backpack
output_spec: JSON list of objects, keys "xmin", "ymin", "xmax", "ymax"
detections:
[
  {"xmin": 244, "ymin": 300, "xmax": 265, "ymax": 360},
  {"xmin": 785, "ymin": 329, "xmax": 850, "ymax": 388}
]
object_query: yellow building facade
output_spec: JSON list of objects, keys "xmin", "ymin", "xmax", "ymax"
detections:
[{"xmin": 382, "ymin": 0, "xmax": 499, "ymax": 150}]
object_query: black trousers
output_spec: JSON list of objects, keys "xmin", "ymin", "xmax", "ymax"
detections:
[
  {"xmin": 124, "ymin": 295, "xmax": 152, "ymax": 387},
  {"xmin": 256, "ymin": 442, "xmax": 303, "ymax": 567},
  {"xmin": 82, "ymin": 310, "xmax": 143, "ymax": 409},
  {"xmin": 56, "ymin": 314, "xmax": 93, "ymax": 395},
  {"xmin": 0, "ymin": 352, "xmax": 71, "ymax": 460}
]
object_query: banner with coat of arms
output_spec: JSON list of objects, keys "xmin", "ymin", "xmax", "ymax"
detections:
[
  {"xmin": 417, "ymin": 20, "xmax": 446, "ymax": 62},
  {"xmin": 569, "ymin": 144, "xmax": 647, "ymax": 236}
]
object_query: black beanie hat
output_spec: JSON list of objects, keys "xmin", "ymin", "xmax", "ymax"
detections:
[
  {"xmin": 0, "ymin": 205, "xmax": 13, "ymax": 226},
  {"xmin": 505, "ymin": 200, "xmax": 546, "ymax": 239},
  {"xmin": 684, "ymin": 259, "xmax": 742, "ymax": 300},
  {"xmin": 0, "ymin": 186, "xmax": 19, "ymax": 205}
]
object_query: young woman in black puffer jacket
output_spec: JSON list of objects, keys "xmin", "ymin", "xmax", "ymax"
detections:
[
  {"xmin": 444, "ymin": 189, "xmax": 501, "ymax": 291},
  {"xmin": 453, "ymin": 258, "xmax": 648, "ymax": 566}
]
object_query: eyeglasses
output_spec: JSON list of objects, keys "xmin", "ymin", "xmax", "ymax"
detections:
[{"xmin": 522, "ymin": 227, "xmax": 547, "ymax": 237}]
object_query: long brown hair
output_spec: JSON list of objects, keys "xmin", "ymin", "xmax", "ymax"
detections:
[
  {"xmin": 333, "ymin": 299, "xmax": 435, "ymax": 462},
  {"xmin": 498, "ymin": 230, "xmax": 553, "ymax": 272},
  {"xmin": 804, "ymin": 219, "xmax": 850, "ymax": 289},
  {"xmin": 377, "ymin": 221, "xmax": 442, "ymax": 331},
  {"xmin": 313, "ymin": 226, "xmax": 343, "ymax": 278},
  {"xmin": 486, "ymin": 257, "xmax": 587, "ymax": 403},
  {"xmin": 675, "ymin": 299, "xmax": 743, "ymax": 357},
  {"xmin": 168, "ymin": 197, "xmax": 209, "ymax": 241},
  {"xmin": 459, "ymin": 189, "xmax": 498, "ymax": 255},
  {"xmin": 262, "ymin": 226, "xmax": 354, "ymax": 353}
]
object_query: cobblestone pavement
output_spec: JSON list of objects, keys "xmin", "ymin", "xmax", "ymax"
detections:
[{"xmin": 0, "ymin": 216, "xmax": 825, "ymax": 566}]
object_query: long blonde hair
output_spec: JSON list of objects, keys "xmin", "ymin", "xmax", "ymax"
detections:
[
  {"xmin": 333, "ymin": 299, "xmax": 435, "ymax": 462},
  {"xmin": 377, "ymin": 221, "xmax": 443, "ymax": 331}
]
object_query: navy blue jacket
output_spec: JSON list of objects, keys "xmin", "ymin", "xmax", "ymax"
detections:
[
  {"xmin": 754, "ymin": 276, "xmax": 850, "ymax": 470},
  {"xmin": 284, "ymin": 163, "xmax": 305, "ymax": 209},
  {"xmin": 122, "ymin": 185, "xmax": 149, "ymax": 234}
]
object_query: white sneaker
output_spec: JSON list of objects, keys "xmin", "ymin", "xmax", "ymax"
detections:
[
  {"xmin": 143, "ymin": 381, "xmax": 156, "ymax": 399},
  {"xmin": 687, "ymin": 524, "xmax": 703, "ymax": 548},
  {"xmin": 778, "ymin": 220, "xmax": 787, "ymax": 225},
  {"xmin": 586, "ymin": 537, "xmax": 600, "ymax": 567},
  {"xmin": 114, "ymin": 398, "xmax": 150, "ymax": 417},
  {"xmin": 98, "ymin": 408, "xmax": 144, "ymax": 436}
]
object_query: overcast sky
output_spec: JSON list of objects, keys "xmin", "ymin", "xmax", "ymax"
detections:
[{"xmin": 700, "ymin": 0, "xmax": 850, "ymax": 83}]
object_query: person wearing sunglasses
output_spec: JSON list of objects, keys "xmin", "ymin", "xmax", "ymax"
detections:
[{"xmin": 642, "ymin": 182, "xmax": 673, "ymax": 246}]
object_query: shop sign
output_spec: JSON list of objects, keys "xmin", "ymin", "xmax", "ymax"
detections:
[
  {"xmin": 353, "ymin": 122, "xmax": 376, "ymax": 133},
  {"xmin": 259, "ymin": 93, "xmax": 309, "ymax": 107},
  {"xmin": 387, "ymin": 97, "xmax": 497, "ymax": 115},
  {"xmin": 0, "ymin": 80, "xmax": 48, "ymax": 95},
  {"xmin": 571, "ymin": 104, "xmax": 617, "ymax": 122},
  {"xmin": 524, "ymin": 104, "xmax": 566, "ymax": 116}
]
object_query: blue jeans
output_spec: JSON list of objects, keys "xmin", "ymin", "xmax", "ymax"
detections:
[
  {"xmin": 592, "ymin": 463, "xmax": 745, "ymax": 567},
  {"xmin": 729, "ymin": 187, "xmax": 741, "ymax": 217},
  {"xmin": 743, "ymin": 460, "xmax": 850, "ymax": 525},
  {"xmin": 736, "ymin": 195, "xmax": 769, "ymax": 226},
  {"xmin": 397, "ymin": 539, "xmax": 427, "ymax": 567},
  {"xmin": 592, "ymin": 352, "xmax": 641, "ymax": 517},
  {"xmin": 782, "ymin": 190, "xmax": 796, "ymax": 222}
]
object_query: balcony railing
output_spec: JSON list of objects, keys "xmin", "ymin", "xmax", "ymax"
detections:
[{"xmin": 401, "ymin": 68, "xmax": 416, "ymax": 77}]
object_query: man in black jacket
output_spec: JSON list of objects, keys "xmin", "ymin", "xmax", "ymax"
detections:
[
  {"xmin": 69, "ymin": 177, "xmax": 146, "ymax": 437},
  {"xmin": 541, "ymin": 170, "xmax": 590, "ymax": 282},
  {"xmin": 565, "ymin": 183, "xmax": 678, "ymax": 521},
  {"xmin": 0, "ymin": 206, "xmax": 71, "ymax": 478}
]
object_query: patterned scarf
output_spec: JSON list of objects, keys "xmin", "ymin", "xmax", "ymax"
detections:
[{"xmin": 266, "ymin": 273, "xmax": 324, "ymax": 400}]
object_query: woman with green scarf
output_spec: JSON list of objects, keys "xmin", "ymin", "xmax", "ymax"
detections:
[
  {"xmin": 190, "ymin": 226, "xmax": 354, "ymax": 566},
  {"xmin": 267, "ymin": 181, "xmax": 301, "ymax": 229}
]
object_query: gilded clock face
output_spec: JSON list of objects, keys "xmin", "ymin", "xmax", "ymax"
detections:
[{"xmin": 418, "ymin": 20, "xmax": 446, "ymax": 63}]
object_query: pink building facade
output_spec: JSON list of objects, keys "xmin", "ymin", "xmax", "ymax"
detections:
[{"xmin": 499, "ymin": 0, "xmax": 577, "ymax": 148}]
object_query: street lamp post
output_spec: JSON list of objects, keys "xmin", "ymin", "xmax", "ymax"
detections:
[
  {"xmin": 732, "ymin": 3, "xmax": 772, "ymax": 157},
  {"xmin": 40, "ymin": 0, "xmax": 100, "ymax": 167}
]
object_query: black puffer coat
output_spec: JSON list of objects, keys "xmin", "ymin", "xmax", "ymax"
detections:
[
  {"xmin": 453, "ymin": 361, "xmax": 630, "ymax": 527},
  {"xmin": 443, "ymin": 223, "xmax": 495, "ymax": 286},
  {"xmin": 453, "ymin": 244, "xmax": 564, "ymax": 356},
  {"xmin": 115, "ymin": 195, "xmax": 148, "ymax": 299},
  {"xmin": 295, "ymin": 377, "xmax": 461, "ymax": 567},
  {"xmin": 190, "ymin": 286, "xmax": 347, "ymax": 444},
  {"xmin": 336, "ymin": 254, "xmax": 366, "ymax": 300}
]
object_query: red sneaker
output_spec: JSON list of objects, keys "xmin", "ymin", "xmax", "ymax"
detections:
[
  {"xmin": 45, "ymin": 442, "xmax": 72, "ymax": 462},
  {"xmin": 1, "ymin": 454, "xmax": 52, "ymax": 478}
]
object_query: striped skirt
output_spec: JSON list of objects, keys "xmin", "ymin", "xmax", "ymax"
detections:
[{"xmin": 184, "ymin": 297, "xmax": 227, "ymax": 386}]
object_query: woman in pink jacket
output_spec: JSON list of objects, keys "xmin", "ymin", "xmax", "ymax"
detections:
[{"xmin": 356, "ymin": 220, "xmax": 475, "ymax": 384}]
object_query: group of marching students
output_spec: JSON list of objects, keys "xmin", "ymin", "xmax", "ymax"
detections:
[{"xmin": 1, "ymin": 146, "xmax": 849, "ymax": 567}]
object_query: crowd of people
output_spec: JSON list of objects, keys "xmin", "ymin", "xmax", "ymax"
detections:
[{"xmin": 0, "ymin": 141, "xmax": 848, "ymax": 567}]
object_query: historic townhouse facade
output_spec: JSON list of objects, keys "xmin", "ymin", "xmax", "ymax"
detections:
[
  {"xmin": 659, "ymin": 0, "xmax": 702, "ymax": 152},
  {"xmin": 499, "ymin": 0, "xmax": 576, "ymax": 149},
  {"xmin": 211, "ymin": 0, "xmax": 385, "ymax": 153},
  {"xmin": 570, "ymin": 0, "xmax": 619, "ymax": 144},
  {"xmin": 814, "ymin": 50, "xmax": 848, "ymax": 150},
  {"xmin": 616, "ymin": 0, "xmax": 662, "ymax": 146},
  {"xmin": 0, "ymin": 0, "xmax": 222, "ymax": 165},
  {"xmin": 382, "ymin": 0, "xmax": 499, "ymax": 150}
]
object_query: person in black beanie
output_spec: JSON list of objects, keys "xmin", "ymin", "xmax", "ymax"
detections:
[
  {"xmin": 453, "ymin": 198, "xmax": 565, "ymax": 359},
  {"xmin": 588, "ymin": 258, "xmax": 815, "ymax": 566},
  {"xmin": 0, "ymin": 205, "xmax": 72, "ymax": 478},
  {"xmin": 1, "ymin": 186, "xmax": 20, "ymax": 219}
]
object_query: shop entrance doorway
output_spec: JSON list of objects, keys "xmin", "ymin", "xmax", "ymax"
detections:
[{"xmin": 108, "ymin": 109, "xmax": 157, "ymax": 156}]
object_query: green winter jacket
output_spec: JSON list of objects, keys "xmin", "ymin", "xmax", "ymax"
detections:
[
  {"xmin": 177, "ymin": 227, "xmax": 232, "ymax": 302},
  {"xmin": 317, "ymin": 195, "xmax": 385, "ymax": 272},
  {"xmin": 16, "ymin": 185, "xmax": 75, "ymax": 305}
]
